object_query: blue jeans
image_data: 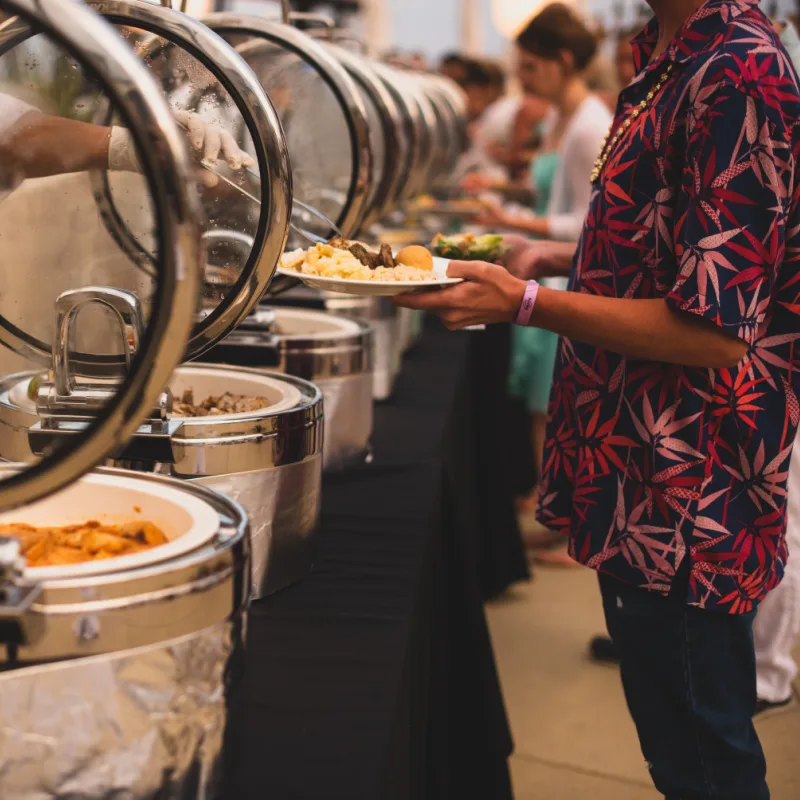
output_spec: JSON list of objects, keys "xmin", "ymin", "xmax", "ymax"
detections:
[{"xmin": 599, "ymin": 573, "xmax": 769, "ymax": 800}]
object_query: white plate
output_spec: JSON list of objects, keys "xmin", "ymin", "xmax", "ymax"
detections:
[
  {"xmin": 277, "ymin": 256, "xmax": 462, "ymax": 297},
  {"xmin": 0, "ymin": 469, "xmax": 219, "ymax": 580}
]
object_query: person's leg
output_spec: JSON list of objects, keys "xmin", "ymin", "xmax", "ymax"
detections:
[
  {"xmin": 531, "ymin": 411, "xmax": 547, "ymax": 482},
  {"xmin": 754, "ymin": 439, "xmax": 800, "ymax": 706},
  {"xmin": 599, "ymin": 573, "xmax": 769, "ymax": 800},
  {"xmin": 753, "ymin": 553, "xmax": 800, "ymax": 705}
]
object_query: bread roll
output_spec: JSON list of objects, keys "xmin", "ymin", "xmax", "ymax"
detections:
[{"xmin": 396, "ymin": 245, "xmax": 434, "ymax": 271}]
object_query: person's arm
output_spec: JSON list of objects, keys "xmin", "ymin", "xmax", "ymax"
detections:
[
  {"xmin": 394, "ymin": 263, "xmax": 746, "ymax": 368},
  {"xmin": 397, "ymin": 82, "xmax": 784, "ymax": 373},
  {"xmin": 471, "ymin": 200, "xmax": 552, "ymax": 236},
  {"xmin": 0, "ymin": 104, "xmax": 254, "ymax": 182},
  {"xmin": 500, "ymin": 233, "xmax": 576, "ymax": 279},
  {"xmin": 0, "ymin": 111, "xmax": 110, "ymax": 179}
]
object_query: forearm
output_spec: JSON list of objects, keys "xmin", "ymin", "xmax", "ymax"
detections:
[
  {"xmin": 503, "ymin": 214, "xmax": 551, "ymax": 238},
  {"xmin": 0, "ymin": 112, "xmax": 110, "ymax": 179},
  {"xmin": 531, "ymin": 288, "xmax": 747, "ymax": 368}
]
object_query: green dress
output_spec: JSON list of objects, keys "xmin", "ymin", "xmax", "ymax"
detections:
[{"xmin": 508, "ymin": 152, "xmax": 561, "ymax": 414}]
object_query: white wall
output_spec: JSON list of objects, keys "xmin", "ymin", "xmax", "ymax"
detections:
[
  {"xmin": 385, "ymin": 0, "xmax": 506, "ymax": 61},
  {"xmin": 384, "ymin": 0, "xmax": 800, "ymax": 64}
]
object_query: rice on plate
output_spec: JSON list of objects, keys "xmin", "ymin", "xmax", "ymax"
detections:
[{"xmin": 280, "ymin": 244, "xmax": 438, "ymax": 283}]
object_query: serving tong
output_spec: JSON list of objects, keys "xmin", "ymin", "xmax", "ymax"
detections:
[{"xmin": 198, "ymin": 161, "xmax": 343, "ymax": 245}]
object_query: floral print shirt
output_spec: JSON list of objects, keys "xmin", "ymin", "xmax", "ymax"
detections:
[{"xmin": 538, "ymin": 0, "xmax": 800, "ymax": 612}]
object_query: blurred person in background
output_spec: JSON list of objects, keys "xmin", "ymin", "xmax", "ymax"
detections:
[
  {"xmin": 464, "ymin": 4, "xmax": 611, "ymax": 554},
  {"xmin": 458, "ymin": 58, "xmax": 506, "ymax": 123},
  {"xmin": 454, "ymin": 58, "xmax": 550, "ymax": 183},
  {"xmin": 439, "ymin": 52, "xmax": 470, "ymax": 85},
  {"xmin": 615, "ymin": 26, "xmax": 638, "ymax": 88}
]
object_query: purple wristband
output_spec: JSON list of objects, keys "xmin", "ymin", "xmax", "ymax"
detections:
[{"xmin": 515, "ymin": 280, "xmax": 540, "ymax": 326}]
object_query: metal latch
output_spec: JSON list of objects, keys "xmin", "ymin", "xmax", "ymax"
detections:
[
  {"xmin": 0, "ymin": 538, "xmax": 43, "ymax": 647},
  {"xmin": 28, "ymin": 287, "xmax": 179, "ymax": 463}
]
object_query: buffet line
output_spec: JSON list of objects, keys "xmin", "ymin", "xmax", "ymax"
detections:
[{"xmin": 0, "ymin": 0, "xmax": 474, "ymax": 796}]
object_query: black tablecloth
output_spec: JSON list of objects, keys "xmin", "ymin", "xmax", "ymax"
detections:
[{"xmin": 222, "ymin": 319, "xmax": 516, "ymax": 800}]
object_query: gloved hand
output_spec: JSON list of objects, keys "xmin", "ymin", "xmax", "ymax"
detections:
[
  {"xmin": 109, "ymin": 110, "xmax": 255, "ymax": 173},
  {"xmin": 173, "ymin": 110, "xmax": 255, "ymax": 171}
]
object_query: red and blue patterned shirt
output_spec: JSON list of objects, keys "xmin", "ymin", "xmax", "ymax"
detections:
[{"xmin": 537, "ymin": 0, "xmax": 800, "ymax": 613}]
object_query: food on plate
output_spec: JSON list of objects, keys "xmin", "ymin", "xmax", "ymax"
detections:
[
  {"xmin": 171, "ymin": 388, "xmax": 267, "ymax": 417},
  {"xmin": 280, "ymin": 242, "xmax": 438, "ymax": 283},
  {"xmin": 395, "ymin": 245, "xmax": 434, "ymax": 272},
  {"xmin": 411, "ymin": 194, "xmax": 437, "ymax": 209},
  {"xmin": 431, "ymin": 233, "xmax": 510, "ymax": 263},
  {"xmin": 0, "ymin": 520, "xmax": 169, "ymax": 567},
  {"xmin": 328, "ymin": 237, "xmax": 399, "ymax": 270}
]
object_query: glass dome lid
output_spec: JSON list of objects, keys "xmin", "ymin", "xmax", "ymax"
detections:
[
  {"xmin": 85, "ymin": 0, "xmax": 293, "ymax": 360},
  {"xmin": 202, "ymin": 13, "xmax": 373, "ymax": 244},
  {"xmin": 0, "ymin": 0, "xmax": 201, "ymax": 511}
]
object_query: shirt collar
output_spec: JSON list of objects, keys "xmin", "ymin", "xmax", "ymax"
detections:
[{"xmin": 631, "ymin": 0, "xmax": 760, "ymax": 74}]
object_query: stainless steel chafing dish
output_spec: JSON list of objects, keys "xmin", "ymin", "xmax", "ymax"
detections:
[
  {"xmin": 0, "ymin": 0, "xmax": 323, "ymax": 603},
  {"xmin": 0, "ymin": 466, "xmax": 250, "ymax": 800},
  {"xmin": 197, "ymin": 306, "xmax": 373, "ymax": 470},
  {"xmin": 0, "ymin": 1, "xmax": 249, "ymax": 797},
  {"xmin": 264, "ymin": 287, "xmax": 402, "ymax": 401}
]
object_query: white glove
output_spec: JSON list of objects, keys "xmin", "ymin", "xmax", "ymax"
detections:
[
  {"xmin": 108, "ymin": 125, "xmax": 140, "ymax": 172},
  {"xmin": 109, "ymin": 111, "xmax": 255, "ymax": 173},
  {"xmin": 174, "ymin": 110, "xmax": 255, "ymax": 171}
]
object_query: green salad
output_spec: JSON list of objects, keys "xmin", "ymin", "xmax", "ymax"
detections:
[{"xmin": 431, "ymin": 233, "xmax": 510, "ymax": 263}]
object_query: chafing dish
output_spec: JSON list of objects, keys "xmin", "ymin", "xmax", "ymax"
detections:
[
  {"xmin": 0, "ymin": 466, "xmax": 250, "ymax": 800},
  {"xmin": 264, "ymin": 287, "xmax": 402, "ymax": 401},
  {"xmin": 198, "ymin": 307, "xmax": 373, "ymax": 470}
]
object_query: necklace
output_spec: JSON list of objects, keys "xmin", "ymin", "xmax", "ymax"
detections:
[{"xmin": 590, "ymin": 63, "xmax": 674, "ymax": 185}]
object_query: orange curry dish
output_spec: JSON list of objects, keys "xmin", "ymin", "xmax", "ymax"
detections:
[{"xmin": 0, "ymin": 520, "xmax": 169, "ymax": 567}]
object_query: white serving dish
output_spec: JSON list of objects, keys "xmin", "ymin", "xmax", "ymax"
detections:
[
  {"xmin": 169, "ymin": 365, "xmax": 303, "ymax": 418},
  {"xmin": 0, "ymin": 469, "xmax": 219, "ymax": 581}
]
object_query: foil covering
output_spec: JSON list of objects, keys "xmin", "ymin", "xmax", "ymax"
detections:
[
  {"xmin": 0, "ymin": 622, "xmax": 236, "ymax": 800},
  {"xmin": 316, "ymin": 373, "xmax": 373, "ymax": 471},
  {"xmin": 194, "ymin": 455, "xmax": 322, "ymax": 598}
]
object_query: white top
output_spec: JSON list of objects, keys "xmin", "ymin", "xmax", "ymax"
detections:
[
  {"xmin": 544, "ymin": 94, "xmax": 612, "ymax": 242},
  {"xmin": 474, "ymin": 95, "xmax": 522, "ymax": 151},
  {"xmin": 780, "ymin": 21, "xmax": 800, "ymax": 72}
]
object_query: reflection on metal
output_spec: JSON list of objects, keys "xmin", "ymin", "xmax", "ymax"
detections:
[{"xmin": 52, "ymin": 289, "xmax": 143, "ymax": 396}]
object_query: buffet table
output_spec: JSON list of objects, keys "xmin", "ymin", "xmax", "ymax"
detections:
[{"xmin": 223, "ymin": 317, "xmax": 516, "ymax": 800}]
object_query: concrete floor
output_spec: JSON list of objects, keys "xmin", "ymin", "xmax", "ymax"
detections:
[{"xmin": 486, "ymin": 561, "xmax": 800, "ymax": 799}]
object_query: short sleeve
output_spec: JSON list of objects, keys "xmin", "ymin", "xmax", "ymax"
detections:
[{"xmin": 666, "ymin": 81, "xmax": 790, "ymax": 345}]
